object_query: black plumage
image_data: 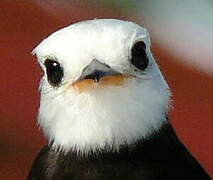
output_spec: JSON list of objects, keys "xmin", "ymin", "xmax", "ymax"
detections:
[{"xmin": 28, "ymin": 122, "xmax": 211, "ymax": 180}]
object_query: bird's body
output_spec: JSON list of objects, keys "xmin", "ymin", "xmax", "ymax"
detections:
[{"xmin": 28, "ymin": 19, "xmax": 210, "ymax": 179}]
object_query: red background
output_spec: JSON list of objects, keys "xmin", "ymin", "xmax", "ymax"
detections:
[{"xmin": 0, "ymin": 1, "xmax": 212, "ymax": 179}]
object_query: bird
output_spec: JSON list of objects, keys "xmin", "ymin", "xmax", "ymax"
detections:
[{"xmin": 28, "ymin": 19, "xmax": 211, "ymax": 180}]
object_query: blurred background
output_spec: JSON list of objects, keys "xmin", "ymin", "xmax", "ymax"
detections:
[{"xmin": 0, "ymin": 0, "xmax": 212, "ymax": 179}]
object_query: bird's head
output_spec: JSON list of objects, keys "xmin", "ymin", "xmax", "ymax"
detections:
[{"xmin": 33, "ymin": 19, "xmax": 171, "ymax": 154}]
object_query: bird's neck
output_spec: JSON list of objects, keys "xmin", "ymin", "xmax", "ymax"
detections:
[{"xmin": 50, "ymin": 122, "xmax": 182, "ymax": 159}]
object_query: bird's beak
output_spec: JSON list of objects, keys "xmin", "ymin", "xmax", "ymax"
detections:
[{"xmin": 72, "ymin": 59, "xmax": 130, "ymax": 93}]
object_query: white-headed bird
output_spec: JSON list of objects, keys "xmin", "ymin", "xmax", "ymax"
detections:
[{"xmin": 28, "ymin": 19, "xmax": 210, "ymax": 180}]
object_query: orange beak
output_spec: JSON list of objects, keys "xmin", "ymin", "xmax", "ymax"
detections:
[
  {"xmin": 72, "ymin": 74, "xmax": 130, "ymax": 93},
  {"xmin": 68, "ymin": 59, "xmax": 132, "ymax": 93}
]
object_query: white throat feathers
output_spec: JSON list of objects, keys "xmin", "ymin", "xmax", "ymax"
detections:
[{"xmin": 33, "ymin": 19, "xmax": 171, "ymax": 154}]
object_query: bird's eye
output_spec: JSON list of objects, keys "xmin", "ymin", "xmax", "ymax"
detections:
[
  {"xmin": 130, "ymin": 41, "xmax": 149, "ymax": 70},
  {"xmin": 44, "ymin": 59, "xmax": 63, "ymax": 87}
]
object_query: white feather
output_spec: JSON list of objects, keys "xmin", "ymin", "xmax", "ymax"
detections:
[{"xmin": 33, "ymin": 19, "xmax": 171, "ymax": 154}]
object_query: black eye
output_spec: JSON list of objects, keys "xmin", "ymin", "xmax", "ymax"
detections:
[
  {"xmin": 131, "ymin": 41, "xmax": 149, "ymax": 70},
  {"xmin": 44, "ymin": 59, "xmax": 63, "ymax": 87}
]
